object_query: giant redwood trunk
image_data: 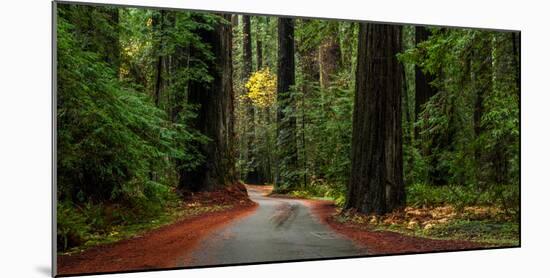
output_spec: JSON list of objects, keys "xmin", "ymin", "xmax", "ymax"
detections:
[
  {"xmin": 274, "ymin": 17, "xmax": 298, "ymax": 192},
  {"xmin": 414, "ymin": 26, "xmax": 437, "ymax": 138},
  {"xmin": 182, "ymin": 14, "xmax": 237, "ymax": 191},
  {"xmin": 345, "ymin": 23, "xmax": 405, "ymax": 215}
]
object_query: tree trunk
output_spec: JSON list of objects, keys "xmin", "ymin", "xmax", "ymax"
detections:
[
  {"xmin": 414, "ymin": 26, "xmax": 437, "ymax": 138},
  {"xmin": 345, "ymin": 23, "xmax": 405, "ymax": 215},
  {"xmin": 153, "ymin": 10, "xmax": 166, "ymax": 107},
  {"xmin": 471, "ymin": 34, "xmax": 493, "ymax": 186},
  {"xmin": 319, "ymin": 22, "xmax": 341, "ymax": 89},
  {"xmin": 231, "ymin": 14, "xmax": 239, "ymax": 27},
  {"xmin": 256, "ymin": 20, "xmax": 263, "ymax": 70},
  {"xmin": 254, "ymin": 17, "xmax": 272, "ymax": 184},
  {"xmin": 242, "ymin": 15, "xmax": 261, "ymax": 184},
  {"xmin": 512, "ymin": 32, "xmax": 520, "ymax": 101},
  {"xmin": 274, "ymin": 17, "xmax": 298, "ymax": 192},
  {"xmin": 242, "ymin": 16, "xmax": 253, "ymax": 79},
  {"xmin": 182, "ymin": 14, "xmax": 237, "ymax": 191}
]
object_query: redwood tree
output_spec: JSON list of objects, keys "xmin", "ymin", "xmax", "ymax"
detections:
[
  {"xmin": 345, "ymin": 23, "xmax": 405, "ymax": 214},
  {"xmin": 182, "ymin": 14, "xmax": 237, "ymax": 191},
  {"xmin": 256, "ymin": 19, "xmax": 263, "ymax": 70},
  {"xmin": 274, "ymin": 17, "xmax": 298, "ymax": 192}
]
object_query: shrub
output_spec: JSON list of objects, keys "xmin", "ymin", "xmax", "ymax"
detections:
[
  {"xmin": 57, "ymin": 202, "xmax": 90, "ymax": 251},
  {"xmin": 407, "ymin": 183, "xmax": 519, "ymax": 214},
  {"xmin": 290, "ymin": 180, "xmax": 347, "ymax": 207}
]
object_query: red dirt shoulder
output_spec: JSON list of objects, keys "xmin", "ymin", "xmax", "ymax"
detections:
[
  {"xmin": 57, "ymin": 185, "xmax": 258, "ymax": 276},
  {"xmin": 302, "ymin": 199, "xmax": 484, "ymax": 255}
]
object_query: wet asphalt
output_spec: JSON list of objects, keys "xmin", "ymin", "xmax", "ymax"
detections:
[{"xmin": 179, "ymin": 186, "xmax": 368, "ymax": 267}]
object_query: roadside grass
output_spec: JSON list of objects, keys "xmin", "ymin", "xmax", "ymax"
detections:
[
  {"xmin": 419, "ymin": 219, "xmax": 519, "ymax": 246},
  {"xmin": 374, "ymin": 218, "xmax": 518, "ymax": 247},
  {"xmin": 288, "ymin": 182, "xmax": 347, "ymax": 206}
]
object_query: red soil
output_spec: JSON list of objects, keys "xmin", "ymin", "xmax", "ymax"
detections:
[
  {"xmin": 57, "ymin": 184, "xmax": 258, "ymax": 276},
  {"xmin": 303, "ymin": 199, "xmax": 484, "ymax": 255}
]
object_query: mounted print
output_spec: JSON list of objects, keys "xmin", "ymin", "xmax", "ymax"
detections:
[{"xmin": 53, "ymin": 1, "xmax": 520, "ymax": 276}]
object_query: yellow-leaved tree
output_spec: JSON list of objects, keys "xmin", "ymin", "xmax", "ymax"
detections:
[{"xmin": 244, "ymin": 67, "xmax": 277, "ymax": 108}]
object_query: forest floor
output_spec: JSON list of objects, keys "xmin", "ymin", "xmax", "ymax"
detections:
[
  {"xmin": 305, "ymin": 200, "xmax": 486, "ymax": 254},
  {"xmin": 56, "ymin": 184, "xmax": 257, "ymax": 276}
]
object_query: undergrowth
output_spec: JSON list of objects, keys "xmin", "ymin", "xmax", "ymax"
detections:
[
  {"xmin": 57, "ymin": 193, "xmax": 232, "ymax": 254},
  {"xmin": 407, "ymin": 183, "xmax": 519, "ymax": 216},
  {"xmin": 289, "ymin": 181, "xmax": 347, "ymax": 207},
  {"xmin": 327, "ymin": 183, "xmax": 519, "ymax": 246}
]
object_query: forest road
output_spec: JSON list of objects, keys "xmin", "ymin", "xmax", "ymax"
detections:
[{"xmin": 178, "ymin": 186, "xmax": 368, "ymax": 267}]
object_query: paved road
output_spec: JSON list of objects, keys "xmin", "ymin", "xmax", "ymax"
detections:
[{"xmin": 179, "ymin": 186, "xmax": 368, "ymax": 267}]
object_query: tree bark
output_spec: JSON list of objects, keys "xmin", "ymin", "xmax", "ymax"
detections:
[
  {"xmin": 256, "ymin": 19, "xmax": 263, "ymax": 70},
  {"xmin": 345, "ymin": 23, "xmax": 405, "ymax": 215},
  {"xmin": 242, "ymin": 16, "xmax": 253, "ymax": 79},
  {"xmin": 274, "ymin": 17, "xmax": 298, "ymax": 192},
  {"xmin": 511, "ymin": 32, "xmax": 520, "ymax": 101},
  {"xmin": 182, "ymin": 14, "xmax": 237, "ymax": 191}
]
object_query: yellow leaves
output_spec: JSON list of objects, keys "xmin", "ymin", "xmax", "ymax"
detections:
[{"xmin": 243, "ymin": 67, "xmax": 276, "ymax": 108}]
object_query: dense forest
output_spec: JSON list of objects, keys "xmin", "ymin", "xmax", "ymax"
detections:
[{"xmin": 56, "ymin": 3, "xmax": 519, "ymax": 253}]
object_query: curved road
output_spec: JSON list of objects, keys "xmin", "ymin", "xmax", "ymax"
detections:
[{"xmin": 178, "ymin": 186, "xmax": 368, "ymax": 267}]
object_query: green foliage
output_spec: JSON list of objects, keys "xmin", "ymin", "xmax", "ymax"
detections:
[
  {"xmin": 303, "ymin": 78, "xmax": 354, "ymax": 186},
  {"xmin": 57, "ymin": 14, "xmax": 190, "ymax": 202},
  {"xmin": 57, "ymin": 202, "xmax": 90, "ymax": 251},
  {"xmin": 272, "ymin": 70, "xmax": 354, "ymax": 193},
  {"xmin": 235, "ymin": 17, "xmax": 357, "ymax": 192},
  {"xmin": 407, "ymin": 183, "xmax": 519, "ymax": 214},
  {"xmin": 56, "ymin": 5, "xmax": 217, "ymax": 252},
  {"xmin": 399, "ymin": 28, "xmax": 519, "ymax": 187},
  {"xmin": 290, "ymin": 181, "xmax": 347, "ymax": 207},
  {"xmin": 57, "ymin": 196, "xmax": 183, "ymax": 252}
]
